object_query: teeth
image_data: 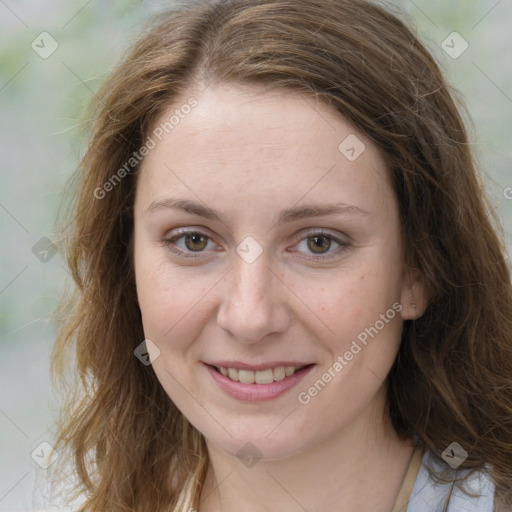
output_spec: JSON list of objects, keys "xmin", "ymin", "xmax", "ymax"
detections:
[
  {"xmin": 273, "ymin": 366, "xmax": 286, "ymax": 381},
  {"xmin": 238, "ymin": 369, "xmax": 255, "ymax": 384},
  {"xmin": 217, "ymin": 365, "xmax": 304, "ymax": 383},
  {"xmin": 255, "ymin": 369, "xmax": 273, "ymax": 384},
  {"xmin": 285, "ymin": 366, "xmax": 295, "ymax": 377}
]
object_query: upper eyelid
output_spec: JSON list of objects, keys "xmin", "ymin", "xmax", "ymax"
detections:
[{"xmin": 166, "ymin": 227, "xmax": 346, "ymax": 243}]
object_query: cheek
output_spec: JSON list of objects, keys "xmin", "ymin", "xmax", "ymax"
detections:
[
  {"xmin": 135, "ymin": 251, "xmax": 213, "ymax": 350},
  {"xmin": 135, "ymin": 255, "xmax": 214, "ymax": 406},
  {"xmin": 135, "ymin": 250, "xmax": 196, "ymax": 345},
  {"xmin": 291, "ymin": 258, "xmax": 405, "ymax": 386},
  {"xmin": 296, "ymin": 264, "xmax": 402, "ymax": 340}
]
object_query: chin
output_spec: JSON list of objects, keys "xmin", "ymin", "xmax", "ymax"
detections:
[{"xmin": 205, "ymin": 424, "xmax": 314, "ymax": 464}]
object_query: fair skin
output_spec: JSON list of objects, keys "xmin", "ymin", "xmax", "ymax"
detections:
[{"xmin": 133, "ymin": 83, "xmax": 429, "ymax": 512}]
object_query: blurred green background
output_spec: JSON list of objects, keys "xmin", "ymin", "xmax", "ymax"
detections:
[{"xmin": 1, "ymin": 1, "xmax": 511, "ymax": 510}]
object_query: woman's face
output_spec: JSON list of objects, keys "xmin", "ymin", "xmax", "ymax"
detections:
[{"xmin": 133, "ymin": 83, "xmax": 426, "ymax": 460}]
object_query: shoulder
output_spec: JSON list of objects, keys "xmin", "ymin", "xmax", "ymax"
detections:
[{"xmin": 406, "ymin": 448, "xmax": 495, "ymax": 512}]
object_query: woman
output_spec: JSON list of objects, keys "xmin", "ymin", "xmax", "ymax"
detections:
[{"xmin": 52, "ymin": 0, "xmax": 512, "ymax": 510}]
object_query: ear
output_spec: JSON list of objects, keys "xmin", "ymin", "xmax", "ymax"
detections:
[{"xmin": 399, "ymin": 267, "xmax": 430, "ymax": 320}]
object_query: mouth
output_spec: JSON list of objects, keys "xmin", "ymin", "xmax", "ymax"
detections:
[
  {"xmin": 204, "ymin": 362, "xmax": 315, "ymax": 402},
  {"xmin": 211, "ymin": 364, "xmax": 311, "ymax": 384}
]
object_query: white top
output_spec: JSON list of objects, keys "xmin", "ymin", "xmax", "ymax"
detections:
[{"xmin": 406, "ymin": 449, "xmax": 495, "ymax": 511}]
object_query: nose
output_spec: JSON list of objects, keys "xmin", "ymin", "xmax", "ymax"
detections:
[{"xmin": 216, "ymin": 252, "xmax": 290, "ymax": 344}]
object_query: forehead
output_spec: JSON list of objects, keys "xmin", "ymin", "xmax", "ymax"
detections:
[{"xmin": 136, "ymin": 83, "xmax": 392, "ymax": 218}]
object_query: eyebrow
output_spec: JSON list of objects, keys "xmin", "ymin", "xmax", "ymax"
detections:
[{"xmin": 146, "ymin": 198, "xmax": 369, "ymax": 224}]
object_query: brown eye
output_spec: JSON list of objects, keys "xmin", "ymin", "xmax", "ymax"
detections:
[
  {"xmin": 307, "ymin": 235, "xmax": 332, "ymax": 254},
  {"xmin": 290, "ymin": 231, "xmax": 349, "ymax": 261},
  {"xmin": 161, "ymin": 229, "xmax": 218, "ymax": 259},
  {"xmin": 184, "ymin": 233, "xmax": 209, "ymax": 251}
]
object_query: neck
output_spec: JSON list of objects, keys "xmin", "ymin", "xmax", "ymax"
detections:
[{"xmin": 198, "ymin": 388, "xmax": 415, "ymax": 512}]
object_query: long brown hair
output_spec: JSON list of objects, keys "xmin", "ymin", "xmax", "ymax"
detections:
[{"xmin": 52, "ymin": 0, "xmax": 512, "ymax": 510}]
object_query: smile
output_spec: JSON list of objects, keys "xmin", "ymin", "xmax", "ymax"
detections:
[
  {"xmin": 205, "ymin": 363, "xmax": 315, "ymax": 402},
  {"xmin": 215, "ymin": 365, "xmax": 307, "ymax": 384}
]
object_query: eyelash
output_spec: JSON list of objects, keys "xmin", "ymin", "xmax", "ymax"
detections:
[{"xmin": 160, "ymin": 228, "xmax": 350, "ymax": 261}]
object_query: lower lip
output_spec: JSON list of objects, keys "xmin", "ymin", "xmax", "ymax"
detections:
[{"xmin": 205, "ymin": 364, "xmax": 315, "ymax": 402}]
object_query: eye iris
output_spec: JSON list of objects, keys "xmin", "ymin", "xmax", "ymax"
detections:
[
  {"xmin": 308, "ymin": 235, "xmax": 331, "ymax": 254},
  {"xmin": 185, "ymin": 233, "xmax": 208, "ymax": 251}
]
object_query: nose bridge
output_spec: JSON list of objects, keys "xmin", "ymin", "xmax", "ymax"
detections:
[
  {"xmin": 216, "ymin": 251, "xmax": 287, "ymax": 342},
  {"xmin": 235, "ymin": 256, "xmax": 270, "ymax": 305}
]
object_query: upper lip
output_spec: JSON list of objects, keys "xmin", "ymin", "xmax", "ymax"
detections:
[{"xmin": 205, "ymin": 361, "xmax": 314, "ymax": 371}]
